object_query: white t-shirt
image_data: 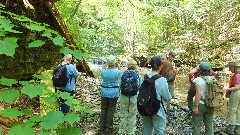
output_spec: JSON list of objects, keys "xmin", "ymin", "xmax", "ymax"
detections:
[{"xmin": 193, "ymin": 76, "xmax": 211, "ymax": 104}]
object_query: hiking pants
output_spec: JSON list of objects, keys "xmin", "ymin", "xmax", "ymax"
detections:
[
  {"xmin": 118, "ymin": 95, "xmax": 137, "ymax": 135},
  {"xmin": 142, "ymin": 115, "xmax": 166, "ymax": 135},
  {"xmin": 99, "ymin": 97, "xmax": 117, "ymax": 135},
  {"xmin": 167, "ymin": 83, "xmax": 175, "ymax": 111},
  {"xmin": 227, "ymin": 90, "xmax": 240, "ymax": 127},
  {"xmin": 187, "ymin": 83, "xmax": 196, "ymax": 111},
  {"xmin": 192, "ymin": 103, "xmax": 214, "ymax": 135},
  {"xmin": 168, "ymin": 83, "xmax": 175, "ymax": 98}
]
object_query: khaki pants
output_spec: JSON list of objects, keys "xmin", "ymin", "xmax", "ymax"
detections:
[
  {"xmin": 227, "ymin": 90, "xmax": 240, "ymax": 126},
  {"xmin": 192, "ymin": 104, "xmax": 214, "ymax": 135},
  {"xmin": 99, "ymin": 97, "xmax": 118, "ymax": 135},
  {"xmin": 118, "ymin": 96, "xmax": 137, "ymax": 135}
]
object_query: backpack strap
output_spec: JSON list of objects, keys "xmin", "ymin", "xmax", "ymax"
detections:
[{"xmin": 151, "ymin": 74, "xmax": 162, "ymax": 81}]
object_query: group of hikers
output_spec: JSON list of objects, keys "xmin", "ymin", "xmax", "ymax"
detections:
[{"xmin": 53, "ymin": 53, "xmax": 240, "ymax": 135}]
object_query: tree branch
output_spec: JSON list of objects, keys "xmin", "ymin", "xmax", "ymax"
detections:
[{"xmin": 66, "ymin": 0, "xmax": 82, "ymax": 22}]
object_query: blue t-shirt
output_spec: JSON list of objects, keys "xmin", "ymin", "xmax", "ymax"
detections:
[
  {"xmin": 101, "ymin": 68, "xmax": 123, "ymax": 98},
  {"xmin": 58, "ymin": 62, "xmax": 79, "ymax": 91},
  {"xmin": 147, "ymin": 72, "xmax": 172, "ymax": 119}
]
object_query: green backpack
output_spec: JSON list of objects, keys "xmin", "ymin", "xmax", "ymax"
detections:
[{"xmin": 202, "ymin": 76, "xmax": 224, "ymax": 108}]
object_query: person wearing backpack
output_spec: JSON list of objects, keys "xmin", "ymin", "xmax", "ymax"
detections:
[
  {"xmin": 224, "ymin": 61, "xmax": 240, "ymax": 135},
  {"xmin": 158, "ymin": 59, "xmax": 175, "ymax": 111},
  {"xmin": 138, "ymin": 56, "xmax": 171, "ymax": 135},
  {"xmin": 54, "ymin": 54, "xmax": 79, "ymax": 114},
  {"xmin": 192, "ymin": 62, "xmax": 215, "ymax": 135},
  {"xmin": 187, "ymin": 59, "xmax": 215, "ymax": 113},
  {"xmin": 118, "ymin": 59, "xmax": 142, "ymax": 135},
  {"xmin": 98, "ymin": 55, "xmax": 123, "ymax": 135}
]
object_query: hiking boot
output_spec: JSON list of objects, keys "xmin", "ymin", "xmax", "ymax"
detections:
[
  {"xmin": 234, "ymin": 125, "xmax": 240, "ymax": 135},
  {"xmin": 225, "ymin": 125, "xmax": 235, "ymax": 135}
]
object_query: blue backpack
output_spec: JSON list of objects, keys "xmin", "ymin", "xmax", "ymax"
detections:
[{"xmin": 120, "ymin": 70, "xmax": 139, "ymax": 96}]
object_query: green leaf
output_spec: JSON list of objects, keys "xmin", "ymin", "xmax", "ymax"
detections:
[
  {"xmin": 21, "ymin": 84, "xmax": 44, "ymax": 99},
  {"xmin": 39, "ymin": 111, "xmax": 64, "ymax": 130},
  {"xmin": 12, "ymin": 16, "xmax": 32, "ymax": 22},
  {"xmin": 56, "ymin": 128, "xmax": 83, "ymax": 135},
  {"xmin": 0, "ymin": 126, "xmax": 2, "ymax": 135},
  {"xmin": 19, "ymin": 81, "xmax": 29, "ymax": 86},
  {"xmin": 0, "ymin": 18, "xmax": 13, "ymax": 30},
  {"xmin": 0, "ymin": 89, "xmax": 20, "ymax": 103},
  {"xmin": 58, "ymin": 92, "xmax": 73, "ymax": 100},
  {"xmin": 36, "ymin": 131, "xmax": 52, "ymax": 135},
  {"xmin": 25, "ymin": 24, "xmax": 44, "ymax": 31},
  {"xmin": 41, "ymin": 31, "xmax": 52, "ymax": 39},
  {"xmin": 64, "ymin": 112, "xmax": 80, "ymax": 125},
  {"xmin": 32, "ymin": 74, "xmax": 49, "ymax": 80},
  {"xmin": 74, "ymin": 105, "xmax": 94, "ymax": 114},
  {"xmin": 0, "ymin": 3, "xmax": 5, "ymax": 7},
  {"xmin": 53, "ymin": 37, "xmax": 64, "ymax": 46},
  {"xmin": 1, "ymin": 108, "xmax": 24, "ymax": 118},
  {"xmin": 73, "ymin": 50, "xmax": 84, "ymax": 60},
  {"xmin": 60, "ymin": 47, "xmax": 73, "ymax": 55},
  {"xmin": 0, "ymin": 37, "xmax": 18, "ymax": 57},
  {"xmin": 22, "ymin": 109, "xmax": 32, "ymax": 115},
  {"xmin": 0, "ymin": 78, "xmax": 17, "ymax": 86},
  {"xmin": 8, "ymin": 125, "xmax": 34, "ymax": 135},
  {"xmin": 42, "ymin": 97, "xmax": 57, "ymax": 103},
  {"xmin": 29, "ymin": 115, "xmax": 41, "ymax": 122},
  {"xmin": 28, "ymin": 40, "xmax": 45, "ymax": 48}
]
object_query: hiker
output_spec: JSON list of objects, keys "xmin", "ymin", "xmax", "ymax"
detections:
[
  {"xmin": 118, "ymin": 59, "xmax": 142, "ymax": 135},
  {"xmin": 167, "ymin": 51, "xmax": 177, "ymax": 99},
  {"xmin": 56, "ymin": 54, "xmax": 79, "ymax": 114},
  {"xmin": 141, "ymin": 56, "xmax": 171, "ymax": 135},
  {"xmin": 224, "ymin": 61, "xmax": 240, "ymax": 135},
  {"xmin": 158, "ymin": 59, "xmax": 175, "ymax": 111},
  {"xmin": 98, "ymin": 55, "xmax": 123, "ymax": 135},
  {"xmin": 187, "ymin": 58, "xmax": 215, "ymax": 112},
  {"xmin": 192, "ymin": 62, "xmax": 214, "ymax": 135}
]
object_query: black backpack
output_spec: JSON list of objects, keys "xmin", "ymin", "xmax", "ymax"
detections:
[
  {"xmin": 137, "ymin": 74, "xmax": 166, "ymax": 116},
  {"xmin": 120, "ymin": 70, "xmax": 139, "ymax": 96},
  {"xmin": 52, "ymin": 63, "xmax": 69, "ymax": 87}
]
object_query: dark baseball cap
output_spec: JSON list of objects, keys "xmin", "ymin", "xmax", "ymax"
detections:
[{"xmin": 150, "ymin": 56, "xmax": 162, "ymax": 67}]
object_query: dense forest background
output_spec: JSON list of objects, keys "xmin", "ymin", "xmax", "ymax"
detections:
[{"xmin": 56, "ymin": 0, "xmax": 239, "ymax": 67}]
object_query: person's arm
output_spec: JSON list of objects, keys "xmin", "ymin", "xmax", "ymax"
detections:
[
  {"xmin": 224, "ymin": 84, "xmax": 240, "ymax": 92},
  {"xmin": 102, "ymin": 63, "xmax": 107, "ymax": 69},
  {"xmin": 116, "ymin": 62, "xmax": 124, "ymax": 71},
  {"xmin": 193, "ymin": 83, "xmax": 201, "ymax": 115}
]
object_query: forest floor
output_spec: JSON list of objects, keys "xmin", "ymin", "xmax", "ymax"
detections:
[{"xmin": 76, "ymin": 68, "xmax": 231, "ymax": 135}]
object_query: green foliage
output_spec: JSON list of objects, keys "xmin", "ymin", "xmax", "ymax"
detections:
[
  {"xmin": 8, "ymin": 125, "xmax": 34, "ymax": 135},
  {"xmin": 0, "ymin": 89, "xmax": 20, "ymax": 103},
  {"xmin": 1, "ymin": 108, "xmax": 24, "ymax": 118},
  {"xmin": 28, "ymin": 40, "xmax": 45, "ymax": 48},
  {"xmin": 0, "ymin": 37, "xmax": 18, "ymax": 57},
  {"xmin": 39, "ymin": 111, "xmax": 65, "ymax": 130},
  {"xmin": 0, "ymin": 78, "xmax": 17, "ymax": 86},
  {"xmin": 56, "ymin": 128, "xmax": 83, "ymax": 135},
  {"xmin": 21, "ymin": 84, "xmax": 44, "ymax": 99}
]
